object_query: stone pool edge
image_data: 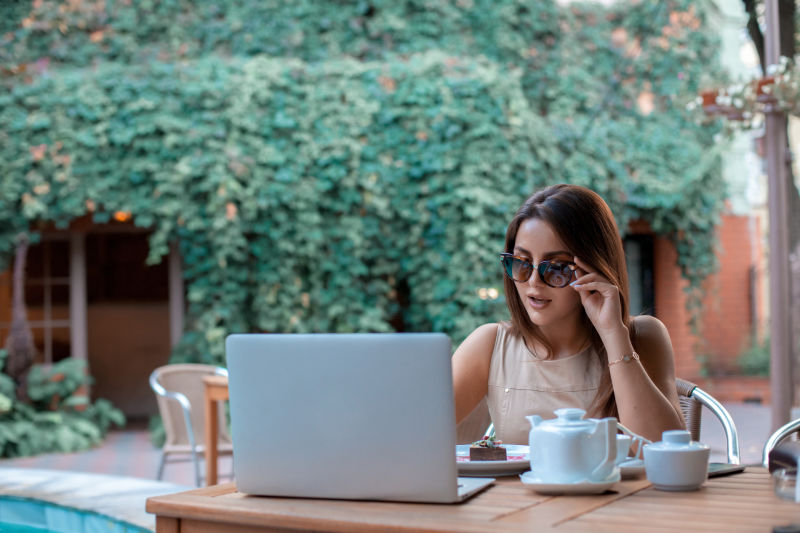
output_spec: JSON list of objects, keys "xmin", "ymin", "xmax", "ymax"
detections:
[{"xmin": 0, "ymin": 467, "xmax": 192, "ymax": 531}]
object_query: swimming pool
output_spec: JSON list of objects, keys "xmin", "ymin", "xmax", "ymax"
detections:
[
  {"xmin": 0, "ymin": 495, "xmax": 150, "ymax": 533},
  {"xmin": 0, "ymin": 467, "xmax": 192, "ymax": 533}
]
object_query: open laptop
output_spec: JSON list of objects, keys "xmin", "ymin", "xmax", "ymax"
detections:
[{"xmin": 225, "ymin": 332, "xmax": 494, "ymax": 503}]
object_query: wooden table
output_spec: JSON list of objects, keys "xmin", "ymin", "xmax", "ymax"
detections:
[
  {"xmin": 202, "ymin": 374, "xmax": 229, "ymax": 487},
  {"xmin": 146, "ymin": 468, "xmax": 800, "ymax": 532}
]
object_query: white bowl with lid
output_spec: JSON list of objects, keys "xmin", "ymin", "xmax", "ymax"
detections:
[{"xmin": 643, "ymin": 430, "xmax": 710, "ymax": 491}]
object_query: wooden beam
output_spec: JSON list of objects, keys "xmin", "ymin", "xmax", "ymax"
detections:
[{"xmin": 764, "ymin": 0, "xmax": 794, "ymax": 430}]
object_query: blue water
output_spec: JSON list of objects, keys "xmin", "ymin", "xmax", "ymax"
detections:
[
  {"xmin": 0, "ymin": 523, "xmax": 59, "ymax": 532},
  {"xmin": 0, "ymin": 496, "xmax": 149, "ymax": 533}
]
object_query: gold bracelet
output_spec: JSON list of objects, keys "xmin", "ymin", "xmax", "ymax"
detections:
[{"xmin": 608, "ymin": 351, "xmax": 640, "ymax": 367}]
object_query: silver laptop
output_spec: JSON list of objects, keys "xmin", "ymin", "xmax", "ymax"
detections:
[{"xmin": 225, "ymin": 333, "xmax": 494, "ymax": 503}]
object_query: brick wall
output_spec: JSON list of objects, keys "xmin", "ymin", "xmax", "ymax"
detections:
[
  {"xmin": 652, "ymin": 236, "xmax": 702, "ymax": 379},
  {"xmin": 644, "ymin": 214, "xmax": 764, "ymax": 385},
  {"xmin": 698, "ymin": 214, "xmax": 762, "ymax": 372}
]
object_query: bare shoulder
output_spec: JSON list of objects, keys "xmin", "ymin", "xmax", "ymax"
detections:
[
  {"xmin": 629, "ymin": 314, "xmax": 677, "ymax": 385},
  {"xmin": 630, "ymin": 314, "xmax": 671, "ymax": 352},
  {"xmin": 455, "ymin": 322, "xmax": 501, "ymax": 358},
  {"xmin": 452, "ymin": 322, "xmax": 501, "ymax": 422}
]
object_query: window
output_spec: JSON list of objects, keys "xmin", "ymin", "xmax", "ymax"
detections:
[{"xmin": 0, "ymin": 236, "xmax": 72, "ymax": 364}]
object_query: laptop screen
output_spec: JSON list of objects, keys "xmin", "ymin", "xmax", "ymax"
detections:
[{"xmin": 225, "ymin": 333, "xmax": 462, "ymax": 502}]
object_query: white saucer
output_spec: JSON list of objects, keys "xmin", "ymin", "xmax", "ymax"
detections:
[
  {"xmin": 619, "ymin": 458, "xmax": 646, "ymax": 479},
  {"xmin": 519, "ymin": 470, "xmax": 621, "ymax": 495}
]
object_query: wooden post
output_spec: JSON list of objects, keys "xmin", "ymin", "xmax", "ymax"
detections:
[
  {"xmin": 69, "ymin": 232, "xmax": 88, "ymax": 363},
  {"xmin": 764, "ymin": 0, "xmax": 793, "ymax": 430}
]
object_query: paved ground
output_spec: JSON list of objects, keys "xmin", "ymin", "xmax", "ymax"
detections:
[
  {"xmin": 0, "ymin": 423, "xmax": 233, "ymax": 488},
  {"xmin": 0, "ymin": 401, "xmax": 773, "ymax": 488}
]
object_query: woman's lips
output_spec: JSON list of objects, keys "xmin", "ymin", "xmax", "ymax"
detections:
[{"xmin": 527, "ymin": 295, "xmax": 551, "ymax": 309}]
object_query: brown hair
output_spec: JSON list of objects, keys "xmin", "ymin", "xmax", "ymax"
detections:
[{"xmin": 503, "ymin": 184, "xmax": 630, "ymax": 418}]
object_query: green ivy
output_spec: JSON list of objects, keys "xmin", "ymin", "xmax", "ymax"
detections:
[{"xmin": 0, "ymin": 0, "xmax": 729, "ymax": 363}]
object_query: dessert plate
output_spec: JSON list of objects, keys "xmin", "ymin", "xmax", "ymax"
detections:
[
  {"xmin": 519, "ymin": 470, "xmax": 621, "ymax": 495},
  {"xmin": 455, "ymin": 444, "xmax": 530, "ymax": 476}
]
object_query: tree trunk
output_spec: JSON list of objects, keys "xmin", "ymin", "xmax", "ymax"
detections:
[{"xmin": 3, "ymin": 234, "xmax": 37, "ymax": 401}]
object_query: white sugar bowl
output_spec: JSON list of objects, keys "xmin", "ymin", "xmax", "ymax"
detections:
[{"xmin": 643, "ymin": 430, "xmax": 710, "ymax": 491}]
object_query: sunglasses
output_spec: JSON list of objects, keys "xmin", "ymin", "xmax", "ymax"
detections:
[{"xmin": 499, "ymin": 253, "xmax": 577, "ymax": 288}]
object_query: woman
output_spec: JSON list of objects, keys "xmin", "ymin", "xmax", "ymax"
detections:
[{"xmin": 453, "ymin": 184, "xmax": 685, "ymax": 443}]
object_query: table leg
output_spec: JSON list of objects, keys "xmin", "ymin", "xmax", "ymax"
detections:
[
  {"xmin": 204, "ymin": 390, "xmax": 218, "ymax": 486},
  {"xmin": 155, "ymin": 516, "xmax": 179, "ymax": 533}
]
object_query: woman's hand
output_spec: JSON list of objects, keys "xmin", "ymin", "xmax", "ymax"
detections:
[{"xmin": 570, "ymin": 256, "xmax": 625, "ymax": 336}]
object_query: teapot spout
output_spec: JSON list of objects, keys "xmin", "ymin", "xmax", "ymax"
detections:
[{"xmin": 526, "ymin": 415, "xmax": 543, "ymax": 428}]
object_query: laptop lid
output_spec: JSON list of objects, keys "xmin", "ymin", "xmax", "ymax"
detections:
[{"xmin": 225, "ymin": 333, "xmax": 488, "ymax": 503}]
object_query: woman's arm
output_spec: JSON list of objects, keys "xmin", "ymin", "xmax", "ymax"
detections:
[
  {"xmin": 602, "ymin": 314, "xmax": 686, "ymax": 441},
  {"xmin": 452, "ymin": 323, "xmax": 498, "ymax": 424},
  {"xmin": 571, "ymin": 257, "xmax": 685, "ymax": 441}
]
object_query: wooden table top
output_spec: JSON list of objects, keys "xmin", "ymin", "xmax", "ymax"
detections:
[{"xmin": 146, "ymin": 468, "xmax": 800, "ymax": 532}]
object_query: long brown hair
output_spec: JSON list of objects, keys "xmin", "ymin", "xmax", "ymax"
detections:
[{"xmin": 503, "ymin": 184, "xmax": 630, "ymax": 418}]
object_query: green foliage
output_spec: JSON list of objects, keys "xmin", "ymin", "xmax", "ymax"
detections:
[
  {"xmin": 738, "ymin": 336, "xmax": 771, "ymax": 377},
  {"xmin": 0, "ymin": 359, "xmax": 125, "ymax": 458},
  {"xmin": 0, "ymin": 0, "xmax": 729, "ymax": 362}
]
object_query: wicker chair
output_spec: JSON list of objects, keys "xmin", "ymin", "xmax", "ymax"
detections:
[{"xmin": 149, "ymin": 364, "xmax": 233, "ymax": 486}]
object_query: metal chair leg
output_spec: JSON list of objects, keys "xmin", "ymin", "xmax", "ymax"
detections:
[
  {"xmin": 157, "ymin": 452, "xmax": 167, "ymax": 480},
  {"xmin": 192, "ymin": 449, "xmax": 202, "ymax": 487}
]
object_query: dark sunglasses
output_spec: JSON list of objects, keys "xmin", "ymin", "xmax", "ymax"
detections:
[{"xmin": 499, "ymin": 253, "xmax": 577, "ymax": 288}]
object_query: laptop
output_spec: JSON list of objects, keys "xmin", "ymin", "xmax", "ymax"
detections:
[{"xmin": 225, "ymin": 333, "xmax": 494, "ymax": 503}]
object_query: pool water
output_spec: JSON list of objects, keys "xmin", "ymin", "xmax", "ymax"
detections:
[
  {"xmin": 1, "ymin": 523, "xmax": 62, "ymax": 532},
  {"xmin": 0, "ymin": 496, "xmax": 149, "ymax": 533}
]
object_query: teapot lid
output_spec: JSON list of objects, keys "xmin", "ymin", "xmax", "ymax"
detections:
[{"xmin": 551, "ymin": 408, "xmax": 593, "ymax": 427}]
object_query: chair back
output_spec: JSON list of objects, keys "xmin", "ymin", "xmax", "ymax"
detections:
[
  {"xmin": 675, "ymin": 378, "xmax": 702, "ymax": 441},
  {"xmin": 151, "ymin": 364, "xmax": 231, "ymax": 449}
]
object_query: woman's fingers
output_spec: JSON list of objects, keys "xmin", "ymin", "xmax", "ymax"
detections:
[{"xmin": 571, "ymin": 280, "xmax": 615, "ymax": 293}]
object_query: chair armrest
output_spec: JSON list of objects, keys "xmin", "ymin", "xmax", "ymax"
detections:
[
  {"xmin": 763, "ymin": 418, "xmax": 800, "ymax": 467},
  {"xmin": 691, "ymin": 387, "xmax": 740, "ymax": 465}
]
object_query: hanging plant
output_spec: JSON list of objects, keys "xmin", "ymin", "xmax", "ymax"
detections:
[{"xmin": 689, "ymin": 56, "xmax": 800, "ymax": 131}]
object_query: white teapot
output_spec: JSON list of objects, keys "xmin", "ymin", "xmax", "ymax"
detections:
[{"xmin": 527, "ymin": 408, "xmax": 618, "ymax": 484}]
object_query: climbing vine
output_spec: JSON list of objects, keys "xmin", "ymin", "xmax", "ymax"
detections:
[{"xmin": 1, "ymin": 0, "xmax": 728, "ymax": 362}]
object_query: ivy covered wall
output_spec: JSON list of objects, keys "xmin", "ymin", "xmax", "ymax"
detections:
[{"xmin": 1, "ymin": 0, "xmax": 729, "ymax": 364}]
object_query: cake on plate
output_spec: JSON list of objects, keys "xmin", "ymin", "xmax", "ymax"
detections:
[{"xmin": 469, "ymin": 435, "xmax": 507, "ymax": 461}]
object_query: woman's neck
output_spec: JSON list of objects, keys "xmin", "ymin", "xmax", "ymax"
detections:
[{"xmin": 532, "ymin": 317, "xmax": 591, "ymax": 359}]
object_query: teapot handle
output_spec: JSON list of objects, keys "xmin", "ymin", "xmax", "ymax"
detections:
[{"xmin": 590, "ymin": 418, "xmax": 618, "ymax": 481}]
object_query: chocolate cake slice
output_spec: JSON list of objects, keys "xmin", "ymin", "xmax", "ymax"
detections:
[{"xmin": 469, "ymin": 435, "xmax": 507, "ymax": 461}]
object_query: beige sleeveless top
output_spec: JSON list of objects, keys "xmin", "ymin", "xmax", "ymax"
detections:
[{"xmin": 487, "ymin": 324, "xmax": 604, "ymax": 444}]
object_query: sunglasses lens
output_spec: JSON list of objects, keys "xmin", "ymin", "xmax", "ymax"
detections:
[
  {"xmin": 502, "ymin": 256, "xmax": 532, "ymax": 282},
  {"xmin": 541, "ymin": 261, "xmax": 573, "ymax": 288}
]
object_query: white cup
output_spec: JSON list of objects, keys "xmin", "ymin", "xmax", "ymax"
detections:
[{"xmin": 615, "ymin": 434, "xmax": 632, "ymax": 465}]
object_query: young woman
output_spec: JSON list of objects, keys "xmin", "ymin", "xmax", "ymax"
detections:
[{"xmin": 453, "ymin": 184, "xmax": 685, "ymax": 443}]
